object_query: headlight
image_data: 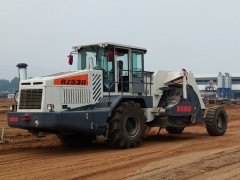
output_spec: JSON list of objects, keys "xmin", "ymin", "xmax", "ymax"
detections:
[{"xmin": 9, "ymin": 105, "xmax": 15, "ymax": 112}]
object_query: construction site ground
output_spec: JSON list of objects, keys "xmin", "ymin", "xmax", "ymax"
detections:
[{"xmin": 0, "ymin": 99, "xmax": 240, "ymax": 180}]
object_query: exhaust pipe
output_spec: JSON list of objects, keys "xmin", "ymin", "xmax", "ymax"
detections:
[{"xmin": 16, "ymin": 63, "xmax": 28, "ymax": 81}]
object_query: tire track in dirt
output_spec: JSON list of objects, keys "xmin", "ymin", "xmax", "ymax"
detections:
[
  {"xmin": 0, "ymin": 104, "xmax": 239, "ymax": 179},
  {"xmin": 127, "ymin": 146, "xmax": 240, "ymax": 180},
  {"xmin": 0, "ymin": 141, "xmax": 187, "ymax": 179},
  {"xmin": 1, "ymin": 122, "xmax": 240, "ymax": 180}
]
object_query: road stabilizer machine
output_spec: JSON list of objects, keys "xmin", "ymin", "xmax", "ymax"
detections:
[{"xmin": 8, "ymin": 42, "xmax": 227, "ymax": 148}]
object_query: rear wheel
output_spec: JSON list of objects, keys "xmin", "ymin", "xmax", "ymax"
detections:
[
  {"xmin": 166, "ymin": 126, "xmax": 185, "ymax": 134},
  {"xmin": 107, "ymin": 101, "xmax": 146, "ymax": 149},
  {"xmin": 205, "ymin": 107, "xmax": 227, "ymax": 136},
  {"xmin": 58, "ymin": 133, "xmax": 95, "ymax": 147}
]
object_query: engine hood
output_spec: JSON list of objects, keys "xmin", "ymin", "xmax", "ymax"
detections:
[
  {"xmin": 19, "ymin": 70, "xmax": 92, "ymax": 87},
  {"xmin": 17, "ymin": 69, "xmax": 103, "ymax": 112}
]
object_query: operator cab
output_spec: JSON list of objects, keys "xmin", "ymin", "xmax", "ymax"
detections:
[{"xmin": 71, "ymin": 42, "xmax": 147, "ymax": 94}]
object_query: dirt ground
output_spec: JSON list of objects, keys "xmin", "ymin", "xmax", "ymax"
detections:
[{"xmin": 0, "ymin": 100, "xmax": 240, "ymax": 180}]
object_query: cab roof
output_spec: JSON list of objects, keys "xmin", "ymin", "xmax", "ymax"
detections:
[{"xmin": 72, "ymin": 42, "xmax": 147, "ymax": 53}]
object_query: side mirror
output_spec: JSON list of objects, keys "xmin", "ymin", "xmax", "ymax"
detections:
[{"xmin": 68, "ymin": 55, "xmax": 73, "ymax": 65}]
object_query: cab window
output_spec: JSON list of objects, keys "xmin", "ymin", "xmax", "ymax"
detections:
[
  {"xmin": 115, "ymin": 48, "xmax": 129, "ymax": 92},
  {"xmin": 77, "ymin": 47, "xmax": 97, "ymax": 70},
  {"xmin": 77, "ymin": 47, "xmax": 115, "ymax": 92},
  {"xmin": 132, "ymin": 51, "xmax": 143, "ymax": 78}
]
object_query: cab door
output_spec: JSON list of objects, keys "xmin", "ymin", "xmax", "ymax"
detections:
[
  {"xmin": 132, "ymin": 51, "xmax": 144, "ymax": 93},
  {"xmin": 115, "ymin": 48, "xmax": 129, "ymax": 92}
]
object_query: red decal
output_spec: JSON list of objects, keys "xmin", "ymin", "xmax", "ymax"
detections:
[
  {"xmin": 183, "ymin": 106, "xmax": 188, "ymax": 112},
  {"xmin": 177, "ymin": 106, "xmax": 192, "ymax": 112},
  {"xmin": 22, "ymin": 115, "xmax": 31, "ymax": 121},
  {"xmin": 177, "ymin": 106, "xmax": 181, "ymax": 112},
  {"xmin": 9, "ymin": 117, "xmax": 19, "ymax": 122},
  {"xmin": 54, "ymin": 74, "xmax": 88, "ymax": 86},
  {"xmin": 181, "ymin": 106, "xmax": 184, "ymax": 112}
]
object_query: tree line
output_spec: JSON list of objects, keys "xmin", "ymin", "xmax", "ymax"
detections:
[{"xmin": 0, "ymin": 77, "xmax": 19, "ymax": 92}]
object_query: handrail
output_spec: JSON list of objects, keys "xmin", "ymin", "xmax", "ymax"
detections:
[{"xmin": 105, "ymin": 71, "xmax": 154, "ymax": 106}]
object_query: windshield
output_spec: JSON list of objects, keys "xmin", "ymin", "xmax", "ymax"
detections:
[
  {"xmin": 77, "ymin": 46, "xmax": 114, "ymax": 91},
  {"xmin": 78, "ymin": 47, "xmax": 98, "ymax": 70}
]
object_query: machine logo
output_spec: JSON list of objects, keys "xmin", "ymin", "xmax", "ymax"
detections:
[
  {"xmin": 9, "ymin": 117, "xmax": 19, "ymax": 122},
  {"xmin": 177, "ymin": 106, "xmax": 192, "ymax": 112},
  {"xmin": 54, "ymin": 74, "xmax": 88, "ymax": 86}
]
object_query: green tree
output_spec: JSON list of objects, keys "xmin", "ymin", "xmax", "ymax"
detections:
[
  {"xmin": 0, "ymin": 77, "xmax": 19, "ymax": 92},
  {"xmin": 0, "ymin": 79, "xmax": 10, "ymax": 91},
  {"xmin": 10, "ymin": 77, "xmax": 19, "ymax": 92}
]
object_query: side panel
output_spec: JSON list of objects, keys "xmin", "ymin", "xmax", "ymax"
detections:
[
  {"xmin": 8, "ymin": 112, "xmax": 62, "ymax": 131},
  {"xmin": 8, "ymin": 109, "xmax": 110, "ymax": 135},
  {"xmin": 61, "ymin": 110, "xmax": 109, "ymax": 135},
  {"xmin": 99, "ymin": 95, "xmax": 153, "ymax": 115},
  {"xmin": 164, "ymin": 85, "xmax": 204, "ymax": 124},
  {"xmin": 132, "ymin": 76, "xmax": 144, "ymax": 93},
  {"xmin": 45, "ymin": 86, "xmax": 62, "ymax": 111}
]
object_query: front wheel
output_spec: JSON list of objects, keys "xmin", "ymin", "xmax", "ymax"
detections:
[
  {"xmin": 205, "ymin": 107, "xmax": 227, "ymax": 136},
  {"xmin": 107, "ymin": 101, "xmax": 146, "ymax": 149}
]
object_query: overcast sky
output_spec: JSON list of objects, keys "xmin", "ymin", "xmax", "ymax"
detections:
[{"xmin": 1, "ymin": 0, "xmax": 240, "ymax": 80}]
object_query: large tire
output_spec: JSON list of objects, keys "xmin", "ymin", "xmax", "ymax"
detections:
[
  {"xmin": 58, "ymin": 133, "xmax": 95, "ymax": 147},
  {"xmin": 107, "ymin": 101, "xmax": 146, "ymax": 149},
  {"xmin": 166, "ymin": 126, "xmax": 185, "ymax": 134},
  {"xmin": 205, "ymin": 107, "xmax": 227, "ymax": 136}
]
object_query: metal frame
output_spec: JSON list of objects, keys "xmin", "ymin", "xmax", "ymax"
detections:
[{"xmin": 0, "ymin": 127, "xmax": 4, "ymax": 144}]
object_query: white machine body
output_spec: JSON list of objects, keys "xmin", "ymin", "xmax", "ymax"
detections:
[
  {"xmin": 17, "ymin": 69, "xmax": 103, "ymax": 112},
  {"xmin": 144, "ymin": 69, "xmax": 205, "ymax": 122}
]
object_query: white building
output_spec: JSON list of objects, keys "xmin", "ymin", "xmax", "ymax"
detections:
[
  {"xmin": 8, "ymin": 94, "xmax": 14, "ymax": 99},
  {"xmin": 195, "ymin": 73, "xmax": 240, "ymax": 99}
]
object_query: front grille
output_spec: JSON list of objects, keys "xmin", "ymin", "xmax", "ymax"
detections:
[{"xmin": 19, "ymin": 89, "xmax": 43, "ymax": 109}]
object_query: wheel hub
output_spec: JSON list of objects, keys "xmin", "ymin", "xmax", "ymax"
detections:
[
  {"xmin": 125, "ymin": 115, "xmax": 139, "ymax": 137},
  {"xmin": 217, "ymin": 115, "xmax": 223, "ymax": 129}
]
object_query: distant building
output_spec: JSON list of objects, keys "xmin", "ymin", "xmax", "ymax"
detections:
[
  {"xmin": 0, "ymin": 92, "xmax": 8, "ymax": 99},
  {"xmin": 195, "ymin": 73, "xmax": 240, "ymax": 99},
  {"xmin": 0, "ymin": 91, "xmax": 16, "ymax": 99},
  {"xmin": 8, "ymin": 94, "xmax": 14, "ymax": 99}
]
